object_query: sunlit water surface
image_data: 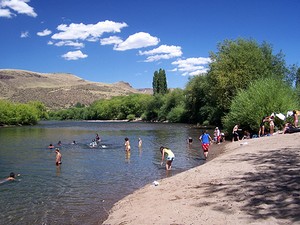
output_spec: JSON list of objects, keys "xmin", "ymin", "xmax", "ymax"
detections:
[{"xmin": 0, "ymin": 121, "xmax": 208, "ymax": 224}]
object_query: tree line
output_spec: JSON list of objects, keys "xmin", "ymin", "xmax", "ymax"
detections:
[
  {"xmin": 0, "ymin": 100, "xmax": 48, "ymax": 126},
  {"xmin": 2, "ymin": 38, "xmax": 300, "ymax": 134}
]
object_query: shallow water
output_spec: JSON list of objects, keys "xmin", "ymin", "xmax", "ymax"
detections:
[{"xmin": 0, "ymin": 121, "xmax": 208, "ymax": 224}]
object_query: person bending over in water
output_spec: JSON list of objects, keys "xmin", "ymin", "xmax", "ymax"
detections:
[
  {"xmin": 160, "ymin": 146, "xmax": 175, "ymax": 170},
  {"xmin": 55, "ymin": 148, "xmax": 62, "ymax": 166}
]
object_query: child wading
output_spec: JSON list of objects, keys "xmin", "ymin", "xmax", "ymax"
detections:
[{"xmin": 160, "ymin": 146, "xmax": 175, "ymax": 170}]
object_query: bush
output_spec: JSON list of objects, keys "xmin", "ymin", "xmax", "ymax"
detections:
[{"xmin": 223, "ymin": 78, "xmax": 299, "ymax": 134}]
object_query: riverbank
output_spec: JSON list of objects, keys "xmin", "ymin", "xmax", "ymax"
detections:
[{"xmin": 103, "ymin": 133, "xmax": 300, "ymax": 225}]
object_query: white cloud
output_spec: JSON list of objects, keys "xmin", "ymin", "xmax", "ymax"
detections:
[
  {"xmin": 0, "ymin": 7, "xmax": 14, "ymax": 17},
  {"xmin": 172, "ymin": 57, "xmax": 212, "ymax": 76},
  {"xmin": 0, "ymin": 0, "xmax": 37, "ymax": 17},
  {"xmin": 51, "ymin": 20, "xmax": 128, "ymax": 41},
  {"xmin": 139, "ymin": 45, "xmax": 182, "ymax": 62},
  {"xmin": 55, "ymin": 40, "xmax": 84, "ymax": 49},
  {"xmin": 113, "ymin": 32, "xmax": 160, "ymax": 51},
  {"xmin": 100, "ymin": 36, "xmax": 123, "ymax": 45},
  {"xmin": 37, "ymin": 29, "xmax": 52, "ymax": 36},
  {"xmin": 61, "ymin": 50, "xmax": 88, "ymax": 60},
  {"xmin": 20, "ymin": 31, "xmax": 29, "ymax": 38}
]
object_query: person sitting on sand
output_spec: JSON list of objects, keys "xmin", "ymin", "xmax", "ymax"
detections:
[{"xmin": 160, "ymin": 146, "xmax": 175, "ymax": 170}]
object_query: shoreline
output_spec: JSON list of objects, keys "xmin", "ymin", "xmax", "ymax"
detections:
[{"xmin": 103, "ymin": 133, "xmax": 300, "ymax": 224}]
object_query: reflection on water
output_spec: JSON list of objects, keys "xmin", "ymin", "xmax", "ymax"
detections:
[{"xmin": 0, "ymin": 121, "xmax": 209, "ymax": 224}]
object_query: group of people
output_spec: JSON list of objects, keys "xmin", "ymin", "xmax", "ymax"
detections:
[
  {"xmin": 124, "ymin": 136, "xmax": 175, "ymax": 171},
  {"xmin": 258, "ymin": 115, "xmax": 275, "ymax": 137},
  {"xmin": 231, "ymin": 110, "xmax": 299, "ymax": 141}
]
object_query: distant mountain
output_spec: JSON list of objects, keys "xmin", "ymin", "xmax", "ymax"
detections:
[{"xmin": 0, "ymin": 69, "xmax": 142, "ymax": 109}]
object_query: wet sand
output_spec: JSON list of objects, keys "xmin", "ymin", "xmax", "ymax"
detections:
[{"xmin": 103, "ymin": 133, "xmax": 300, "ymax": 225}]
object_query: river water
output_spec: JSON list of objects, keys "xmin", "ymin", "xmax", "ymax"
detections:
[{"xmin": 0, "ymin": 121, "xmax": 209, "ymax": 224}]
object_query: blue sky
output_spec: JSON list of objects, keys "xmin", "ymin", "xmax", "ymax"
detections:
[{"xmin": 0, "ymin": 0, "xmax": 299, "ymax": 89}]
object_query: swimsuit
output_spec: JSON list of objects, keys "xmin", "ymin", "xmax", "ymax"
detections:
[{"xmin": 164, "ymin": 148, "xmax": 175, "ymax": 161}]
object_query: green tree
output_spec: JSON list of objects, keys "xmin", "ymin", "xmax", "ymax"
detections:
[
  {"xmin": 159, "ymin": 89, "xmax": 186, "ymax": 121},
  {"xmin": 223, "ymin": 78, "xmax": 299, "ymax": 133},
  {"xmin": 184, "ymin": 75, "xmax": 212, "ymax": 124},
  {"xmin": 207, "ymin": 38, "xmax": 288, "ymax": 125},
  {"xmin": 152, "ymin": 68, "xmax": 167, "ymax": 95}
]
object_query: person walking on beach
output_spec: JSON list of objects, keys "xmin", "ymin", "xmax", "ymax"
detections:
[
  {"xmin": 258, "ymin": 116, "xmax": 268, "ymax": 137},
  {"xmin": 269, "ymin": 115, "xmax": 275, "ymax": 135},
  {"xmin": 232, "ymin": 124, "xmax": 240, "ymax": 142},
  {"xmin": 214, "ymin": 127, "xmax": 221, "ymax": 144},
  {"xmin": 293, "ymin": 110, "xmax": 298, "ymax": 127},
  {"xmin": 199, "ymin": 130, "xmax": 213, "ymax": 159},
  {"xmin": 124, "ymin": 137, "xmax": 131, "ymax": 152},
  {"xmin": 160, "ymin": 146, "xmax": 175, "ymax": 170},
  {"xmin": 55, "ymin": 148, "xmax": 62, "ymax": 166}
]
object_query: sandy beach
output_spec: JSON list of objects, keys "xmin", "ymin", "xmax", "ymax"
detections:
[{"xmin": 103, "ymin": 133, "xmax": 300, "ymax": 225}]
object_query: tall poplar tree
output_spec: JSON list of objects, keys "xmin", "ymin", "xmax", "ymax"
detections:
[{"xmin": 152, "ymin": 68, "xmax": 167, "ymax": 95}]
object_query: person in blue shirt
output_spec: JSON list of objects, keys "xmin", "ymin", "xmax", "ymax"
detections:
[{"xmin": 199, "ymin": 130, "xmax": 213, "ymax": 159}]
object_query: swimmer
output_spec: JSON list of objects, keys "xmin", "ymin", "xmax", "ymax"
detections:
[
  {"xmin": 48, "ymin": 143, "xmax": 54, "ymax": 149},
  {"xmin": 187, "ymin": 137, "xmax": 193, "ymax": 144},
  {"xmin": 7, "ymin": 172, "xmax": 16, "ymax": 181},
  {"xmin": 160, "ymin": 146, "xmax": 175, "ymax": 170},
  {"xmin": 0, "ymin": 172, "xmax": 20, "ymax": 184},
  {"xmin": 90, "ymin": 139, "xmax": 97, "ymax": 148}
]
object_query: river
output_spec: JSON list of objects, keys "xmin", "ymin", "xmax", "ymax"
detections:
[{"xmin": 0, "ymin": 121, "xmax": 210, "ymax": 224}]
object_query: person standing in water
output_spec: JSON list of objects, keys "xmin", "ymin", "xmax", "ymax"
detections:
[
  {"xmin": 55, "ymin": 148, "xmax": 62, "ymax": 166},
  {"xmin": 160, "ymin": 146, "xmax": 175, "ymax": 170},
  {"xmin": 199, "ymin": 130, "xmax": 213, "ymax": 159},
  {"xmin": 124, "ymin": 137, "xmax": 131, "ymax": 152},
  {"xmin": 95, "ymin": 133, "xmax": 101, "ymax": 142},
  {"xmin": 138, "ymin": 138, "xmax": 142, "ymax": 148}
]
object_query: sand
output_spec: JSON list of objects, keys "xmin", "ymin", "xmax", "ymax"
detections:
[{"xmin": 103, "ymin": 133, "xmax": 300, "ymax": 225}]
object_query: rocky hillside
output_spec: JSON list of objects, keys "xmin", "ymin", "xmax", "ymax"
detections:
[{"xmin": 0, "ymin": 69, "xmax": 141, "ymax": 109}]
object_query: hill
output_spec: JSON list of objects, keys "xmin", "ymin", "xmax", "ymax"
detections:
[{"xmin": 0, "ymin": 69, "xmax": 141, "ymax": 109}]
